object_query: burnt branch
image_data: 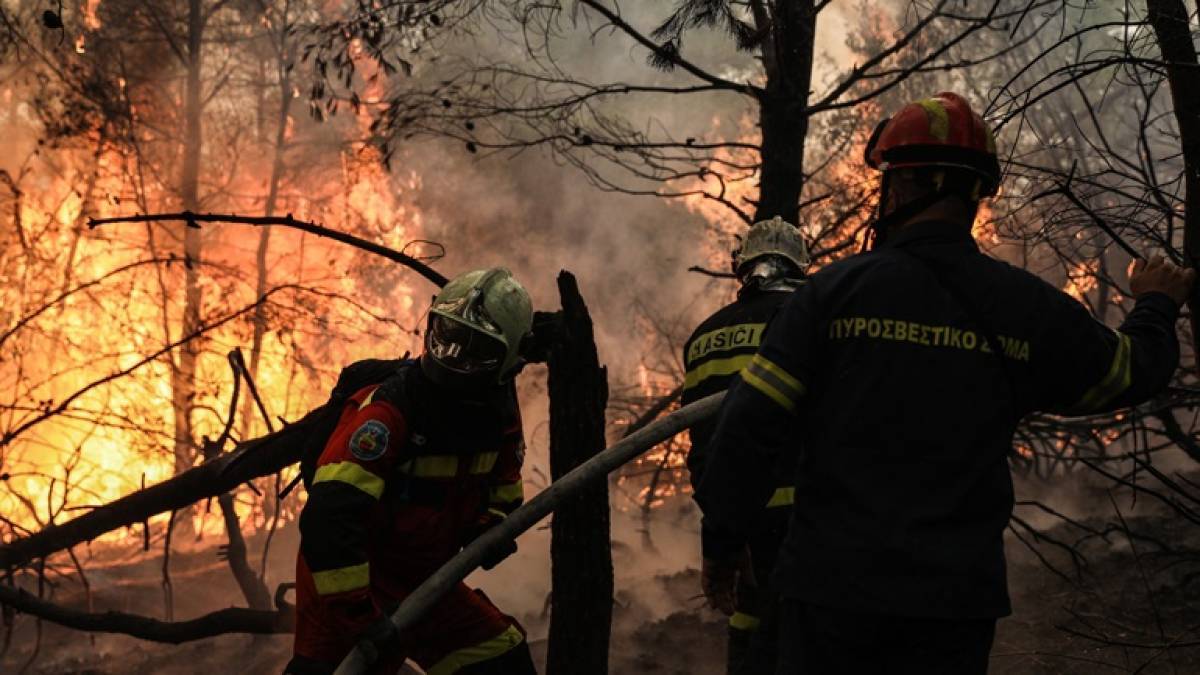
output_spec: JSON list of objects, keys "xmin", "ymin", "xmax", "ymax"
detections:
[
  {"xmin": 87, "ymin": 211, "xmax": 447, "ymax": 287},
  {"xmin": 0, "ymin": 582, "xmax": 293, "ymax": 644}
]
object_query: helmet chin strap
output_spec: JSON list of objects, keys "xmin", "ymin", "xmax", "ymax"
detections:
[{"xmin": 865, "ymin": 172, "xmax": 957, "ymax": 251}]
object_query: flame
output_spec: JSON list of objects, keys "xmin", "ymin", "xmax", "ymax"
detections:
[
  {"xmin": 1064, "ymin": 260, "xmax": 1100, "ymax": 302},
  {"xmin": 84, "ymin": 0, "xmax": 103, "ymax": 30},
  {"xmin": 0, "ymin": 81, "xmax": 426, "ymax": 550}
]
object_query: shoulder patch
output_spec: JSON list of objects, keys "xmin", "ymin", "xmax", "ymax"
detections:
[{"xmin": 348, "ymin": 419, "xmax": 390, "ymax": 461}]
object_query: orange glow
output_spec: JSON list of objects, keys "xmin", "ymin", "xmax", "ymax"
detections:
[
  {"xmin": 84, "ymin": 0, "xmax": 103, "ymax": 30},
  {"xmin": 0, "ymin": 114, "xmax": 425, "ymax": 548},
  {"xmin": 1064, "ymin": 260, "xmax": 1100, "ymax": 302}
]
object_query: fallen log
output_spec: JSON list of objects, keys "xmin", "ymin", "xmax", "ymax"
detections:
[
  {"xmin": 333, "ymin": 391, "xmax": 725, "ymax": 675},
  {"xmin": 0, "ymin": 583, "xmax": 294, "ymax": 644},
  {"xmin": 0, "ymin": 407, "xmax": 326, "ymax": 571}
]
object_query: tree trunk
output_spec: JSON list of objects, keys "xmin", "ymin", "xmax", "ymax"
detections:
[
  {"xmin": 754, "ymin": 0, "xmax": 817, "ymax": 223},
  {"xmin": 1146, "ymin": 0, "xmax": 1200, "ymax": 364},
  {"xmin": 170, "ymin": 0, "xmax": 205, "ymax": 537},
  {"xmin": 546, "ymin": 271, "xmax": 611, "ymax": 675},
  {"xmin": 241, "ymin": 25, "xmax": 296, "ymax": 441}
]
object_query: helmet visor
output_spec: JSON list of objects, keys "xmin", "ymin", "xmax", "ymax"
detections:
[{"xmin": 426, "ymin": 314, "xmax": 507, "ymax": 375}]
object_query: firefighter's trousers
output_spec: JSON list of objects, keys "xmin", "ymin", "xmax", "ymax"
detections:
[{"xmin": 774, "ymin": 600, "xmax": 996, "ymax": 675}]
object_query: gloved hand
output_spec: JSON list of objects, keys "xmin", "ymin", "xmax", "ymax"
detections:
[
  {"xmin": 520, "ymin": 311, "xmax": 561, "ymax": 364},
  {"xmin": 462, "ymin": 511, "xmax": 518, "ymax": 570},
  {"xmin": 355, "ymin": 615, "xmax": 400, "ymax": 666},
  {"xmin": 701, "ymin": 546, "xmax": 755, "ymax": 615}
]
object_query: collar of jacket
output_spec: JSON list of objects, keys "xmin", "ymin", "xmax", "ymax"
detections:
[{"xmin": 878, "ymin": 219, "xmax": 979, "ymax": 252}]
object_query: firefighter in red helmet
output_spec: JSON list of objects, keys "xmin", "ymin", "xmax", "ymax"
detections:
[
  {"xmin": 695, "ymin": 92, "xmax": 1193, "ymax": 673},
  {"xmin": 285, "ymin": 268, "xmax": 538, "ymax": 675}
]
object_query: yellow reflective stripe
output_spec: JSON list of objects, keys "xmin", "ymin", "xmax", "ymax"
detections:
[
  {"xmin": 397, "ymin": 453, "xmax": 499, "ymax": 478},
  {"xmin": 751, "ymin": 355, "xmax": 804, "ymax": 396},
  {"xmin": 1072, "ymin": 332, "xmax": 1133, "ymax": 412},
  {"xmin": 468, "ymin": 451, "xmax": 499, "ymax": 475},
  {"xmin": 489, "ymin": 482, "xmax": 524, "ymax": 505},
  {"xmin": 312, "ymin": 562, "xmax": 370, "ymax": 595},
  {"xmin": 312, "ymin": 462, "xmax": 385, "ymax": 499},
  {"xmin": 487, "ymin": 507, "xmax": 509, "ymax": 520},
  {"xmin": 684, "ymin": 354, "xmax": 753, "ymax": 391},
  {"xmin": 918, "ymin": 98, "xmax": 950, "ymax": 141},
  {"xmin": 742, "ymin": 354, "xmax": 805, "ymax": 413},
  {"xmin": 425, "ymin": 625, "xmax": 525, "ymax": 675},
  {"xmin": 399, "ymin": 455, "xmax": 460, "ymax": 478},
  {"xmin": 357, "ymin": 388, "xmax": 377, "ymax": 409},
  {"xmin": 729, "ymin": 611, "xmax": 761, "ymax": 631},
  {"xmin": 742, "ymin": 368, "xmax": 796, "ymax": 413},
  {"xmin": 766, "ymin": 486, "xmax": 794, "ymax": 508}
]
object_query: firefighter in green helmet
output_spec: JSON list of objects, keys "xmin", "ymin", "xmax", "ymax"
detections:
[
  {"xmin": 682, "ymin": 216, "xmax": 809, "ymax": 675},
  {"xmin": 287, "ymin": 268, "xmax": 538, "ymax": 675}
]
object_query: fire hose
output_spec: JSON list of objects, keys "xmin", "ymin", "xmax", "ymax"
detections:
[{"xmin": 332, "ymin": 391, "xmax": 725, "ymax": 675}]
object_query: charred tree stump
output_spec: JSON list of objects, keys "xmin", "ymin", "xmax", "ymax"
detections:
[{"xmin": 546, "ymin": 271, "xmax": 612, "ymax": 675}]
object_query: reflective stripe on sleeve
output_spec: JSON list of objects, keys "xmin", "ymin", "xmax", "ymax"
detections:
[
  {"xmin": 729, "ymin": 611, "xmax": 761, "ymax": 631},
  {"xmin": 765, "ymin": 486, "xmax": 794, "ymax": 508},
  {"xmin": 489, "ymin": 482, "xmax": 524, "ymax": 505},
  {"xmin": 397, "ymin": 452, "xmax": 501, "ymax": 478},
  {"xmin": 425, "ymin": 624, "xmax": 525, "ymax": 675},
  {"xmin": 398, "ymin": 455, "xmax": 459, "ymax": 478},
  {"xmin": 741, "ymin": 354, "xmax": 805, "ymax": 413},
  {"xmin": 312, "ymin": 562, "xmax": 370, "ymax": 595},
  {"xmin": 312, "ymin": 462, "xmax": 386, "ymax": 499},
  {"xmin": 1071, "ymin": 332, "xmax": 1133, "ymax": 412},
  {"xmin": 684, "ymin": 354, "xmax": 753, "ymax": 391},
  {"xmin": 468, "ymin": 451, "xmax": 499, "ymax": 475}
]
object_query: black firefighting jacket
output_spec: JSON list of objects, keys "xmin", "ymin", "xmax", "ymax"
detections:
[
  {"xmin": 297, "ymin": 366, "xmax": 524, "ymax": 633},
  {"xmin": 695, "ymin": 220, "xmax": 1181, "ymax": 619},
  {"xmin": 682, "ymin": 285, "xmax": 797, "ymax": 509}
]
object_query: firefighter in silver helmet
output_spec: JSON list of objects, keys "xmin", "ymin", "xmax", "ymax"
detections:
[
  {"xmin": 288, "ymin": 268, "xmax": 538, "ymax": 675},
  {"xmin": 681, "ymin": 216, "xmax": 809, "ymax": 675}
]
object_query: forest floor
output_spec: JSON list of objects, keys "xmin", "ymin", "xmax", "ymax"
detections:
[{"xmin": 2, "ymin": 475, "xmax": 1199, "ymax": 674}]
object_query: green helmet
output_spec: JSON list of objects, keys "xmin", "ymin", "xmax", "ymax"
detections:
[
  {"xmin": 421, "ymin": 268, "xmax": 534, "ymax": 390},
  {"xmin": 732, "ymin": 216, "xmax": 810, "ymax": 275}
]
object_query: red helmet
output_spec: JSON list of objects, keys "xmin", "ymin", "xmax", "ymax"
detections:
[{"xmin": 864, "ymin": 92, "xmax": 1001, "ymax": 198}]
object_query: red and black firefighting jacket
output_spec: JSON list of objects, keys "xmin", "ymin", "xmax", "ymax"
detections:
[
  {"xmin": 682, "ymin": 286, "xmax": 798, "ymax": 509},
  {"xmin": 696, "ymin": 220, "xmax": 1181, "ymax": 619},
  {"xmin": 298, "ymin": 367, "xmax": 525, "ymax": 634}
]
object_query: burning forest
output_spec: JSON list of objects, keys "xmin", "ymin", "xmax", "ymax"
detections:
[{"xmin": 1, "ymin": 0, "xmax": 1200, "ymax": 673}]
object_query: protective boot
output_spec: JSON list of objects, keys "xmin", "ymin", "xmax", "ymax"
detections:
[{"xmin": 726, "ymin": 618, "xmax": 755, "ymax": 675}]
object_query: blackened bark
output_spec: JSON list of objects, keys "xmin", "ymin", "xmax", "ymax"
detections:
[
  {"xmin": 546, "ymin": 271, "xmax": 612, "ymax": 675},
  {"xmin": 0, "ymin": 583, "xmax": 293, "ymax": 644},
  {"xmin": 215, "ymin": 491, "xmax": 272, "ymax": 610},
  {"xmin": 199, "ymin": 434, "xmax": 272, "ymax": 611},
  {"xmin": 754, "ymin": 0, "xmax": 817, "ymax": 223},
  {"xmin": 1146, "ymin": 0, "xmax": 1200, "ymax": 363}
]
